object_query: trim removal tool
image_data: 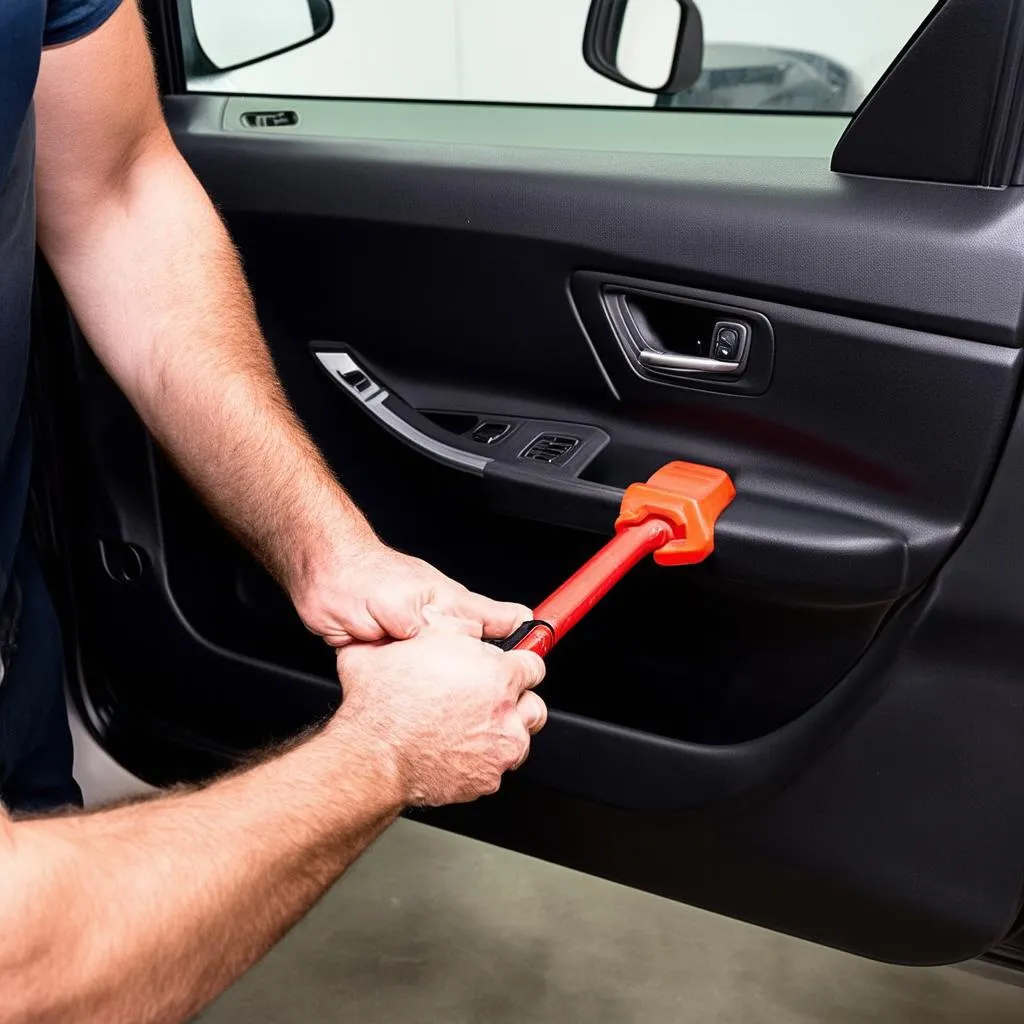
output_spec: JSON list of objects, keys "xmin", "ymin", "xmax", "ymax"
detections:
[{"xmin": 495, "ymin": 461, "xmax": 735, "ymax": 655}]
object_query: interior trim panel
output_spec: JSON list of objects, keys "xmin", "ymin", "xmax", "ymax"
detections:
[{"xmin": 166, "ymin": 95, "xmax": 1024, "ymax": 346}]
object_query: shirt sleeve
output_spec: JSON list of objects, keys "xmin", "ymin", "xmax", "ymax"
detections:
[{"xmin": 44, "ymin": 0, "xmax": 124, "ymax": 47}]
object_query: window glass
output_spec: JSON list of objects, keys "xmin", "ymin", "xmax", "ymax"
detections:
[{"xmin": 179, "ymin": 0, "xmax": 936, "ymax": 115}]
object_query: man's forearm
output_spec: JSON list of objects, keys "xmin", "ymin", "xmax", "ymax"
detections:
[
  {"xmin": 0, "ymin": 718, "xmax": 401, "ymax": 1024},
  {"xmin": 36, "ymin": 130, "xmax": 373, "ymax": 601},
  {"xmin": 34, "ymin": 4, "xmax": 532, "ymax": 649}
]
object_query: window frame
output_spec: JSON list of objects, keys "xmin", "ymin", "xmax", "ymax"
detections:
[{"xmin": 142, "ymin": 0, "xmax": 1024, "ymax": 186}]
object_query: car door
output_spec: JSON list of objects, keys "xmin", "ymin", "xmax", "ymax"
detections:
[{"xmin": 34, "ymin": 0, "xmax": 1024, "ymax": 968}]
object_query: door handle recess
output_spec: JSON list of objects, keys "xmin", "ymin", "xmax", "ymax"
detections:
[{"xmin": 599, "ymin": 286, "xmax": 764, "ymax": 387}]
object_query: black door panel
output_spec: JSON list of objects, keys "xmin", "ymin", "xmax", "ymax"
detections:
[
  {"xmin": 176, "ymin": 96, "xmax": 1024, "ymax": 346},
  {"xmin": 49, "ymin": 68, "xmax": 1024, "ymax": 966},
  {"xmin": 434, "ymin": 397, "xmax": 1024, "ymax": 960},
  {"xmin": 239, "ymin": 207, "xmax": 1016, "ymax": 611}
]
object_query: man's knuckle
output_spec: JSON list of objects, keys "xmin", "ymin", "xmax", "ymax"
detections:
[{"xmin": 510, "ymin": 734, "xmax": 531, "ymax": 771}]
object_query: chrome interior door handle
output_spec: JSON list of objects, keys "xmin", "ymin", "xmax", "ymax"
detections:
[
  {"xmin": 637, "ymin": 350, "xmax": 742, "ymax": 375},
  {"xmin": 602, "ymin": 289, "xmax": 753, "ymax": 381}
]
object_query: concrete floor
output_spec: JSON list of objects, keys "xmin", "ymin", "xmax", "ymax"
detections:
[{"xmin": 198, "ymin": 820, "xmax": 1024, "ymax": 1024}]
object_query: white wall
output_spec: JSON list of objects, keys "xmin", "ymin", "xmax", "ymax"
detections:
[
  {"xmin": 207, "ymin": 0, "xmax": 461, "ymax": 99},
  {"xmin": 454, "ymin": 1, "xmax": 648, "ymax": 106},
  {"xmin": 695, "ymin": 0, "xmax": 934, "ymax": 91}
]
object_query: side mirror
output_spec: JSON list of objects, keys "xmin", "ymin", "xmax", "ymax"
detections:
[
  {"xmin": 184, "ymin": 0, "xmax": 333, "ymax": 74},
  {"xmin": 583, "ymin": 0, "xmax": 703, "ymax": 94}
]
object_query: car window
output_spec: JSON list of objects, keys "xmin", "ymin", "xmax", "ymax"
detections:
[{"xmin": 178, "ymin": 0, "xmax": 936, "ymax": 115}]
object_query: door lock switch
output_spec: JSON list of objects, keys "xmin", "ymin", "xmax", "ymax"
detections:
[
  {"xmin": 472, "ymin": 421, "xmax": 512, "ymax": 445},
  {"xmin": 711, "ymin": 321, "xmax": 749, "ymax": 362}
]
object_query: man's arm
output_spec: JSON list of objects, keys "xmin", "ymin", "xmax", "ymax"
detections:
[
  {"xmin": 32, "ymin": 1, "xmax": 528, "ymax": 647},
  {"xmin": 0, "ymin": 621, "xmax": 546, "ymax": 1023},
  {"xmin": 2, "ymin": 721, "xmax": 400, "ymax": 1024}
]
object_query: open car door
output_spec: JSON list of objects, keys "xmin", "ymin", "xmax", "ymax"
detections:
[{"xmin": 35, "ymin": 0, "xmax": 1024, "ymax": 966}]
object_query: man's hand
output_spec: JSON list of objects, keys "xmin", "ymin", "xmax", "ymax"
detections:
[
  {"xmin": 293, "ymin": 541, "xmax": 533, "ymax": 647},
  {"xmin": 0, "ymin": 616, "xmax": 547, "ymax": 1023},
  {"xmin": 334, "ymin": 611, "xmax": 547, "ymax": 805},
  {"xmin": 0, "ymin": 603, "xmax": 544, "ymax": 1024}
]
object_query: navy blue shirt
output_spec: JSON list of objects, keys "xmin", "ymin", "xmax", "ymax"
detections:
[{"xmin": 0, "ymin": 0, "xmax": 122, "ymax": 605}]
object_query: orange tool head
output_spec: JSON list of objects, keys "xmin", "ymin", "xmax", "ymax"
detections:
[{"xmin": 615, "ymin": 461, "xmax": 736, "ymax": 566}]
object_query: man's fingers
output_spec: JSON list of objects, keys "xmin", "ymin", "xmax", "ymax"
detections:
[
  {"xmin": 450, "ymin": 592, "xmax": 533, "ymax": 640},
  {"xmin": 420, "ymin": 605, "xmax": 485, "ymax": 638},
  {"xmin": 370, "ymin": 591, "xmax": 494, "ymax": 642},
  {"xmin": 324, "ymin": 613, "xmax": 388, "ymax": 648},
  {"xmin": 486, "ymin": 601, "xmax": 535, "ymax": 639},
  {"xmin": 365, "ymin": 597, "xmax": 425, "ymax": 642},
  {"xmin": 516, "ymin": 690, "xmax": 548, "ymax": 736},
  {"xmin": 504, "ymin": 650, "xmax": 547, "ymax": 693}
]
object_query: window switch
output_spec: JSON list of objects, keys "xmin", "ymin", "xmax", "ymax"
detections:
[
  {"xmin": 520, "ymin": 433, "xmax": 581, "ymax": 465},
  {"xmin": 471, "ymin": 421, "xmax": 511, "ymax": 445}
]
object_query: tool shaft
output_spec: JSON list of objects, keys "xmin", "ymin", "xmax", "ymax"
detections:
[{"xmin": 515, "ymin": 517, "xmax": 675, "ymax": 655}]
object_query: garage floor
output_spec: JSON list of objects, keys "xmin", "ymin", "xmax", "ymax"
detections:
[{"xmin": 197, "ymin": 819, "xmax": 1024, "ymax": 1024}]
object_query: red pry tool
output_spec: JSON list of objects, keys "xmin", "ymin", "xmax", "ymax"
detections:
[{"xmin": 496, "ymin": 461, "xmax": 735, "ymax": 655}]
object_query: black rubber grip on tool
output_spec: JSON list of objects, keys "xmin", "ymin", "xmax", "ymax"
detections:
[{"xmin": 489, "ymin": 620, "xmax": 553, "ymax": 652}]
